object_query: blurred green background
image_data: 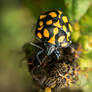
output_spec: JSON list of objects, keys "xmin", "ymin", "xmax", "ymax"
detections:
[{"xmin": 1, "ymin": 0, "xmax": 92, "ymax": 92}]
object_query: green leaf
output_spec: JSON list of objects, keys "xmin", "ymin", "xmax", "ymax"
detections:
[{"xmin": 72, "ymin": 0, "xmax": 92, "ymax": 21}]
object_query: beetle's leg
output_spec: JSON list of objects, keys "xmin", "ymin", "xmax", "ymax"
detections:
[
  {"xmin": 36, "ymin": 49, "xmax": 44, "ymax": 65},
  {"xmin": 30, "ymin": 42, "xmax": 44, "ymax": 64},
  {"xmin": 54, "ymin": 49, "xmax": 60, "ymax": 59},
  {"xmin": 29, "ymin": 42, "xmax": 43, "ymax": 49}
]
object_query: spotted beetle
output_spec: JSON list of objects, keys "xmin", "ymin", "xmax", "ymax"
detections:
[{"xmin": 34, "ymin": 10, "xmax": 72, "ymax": 64}]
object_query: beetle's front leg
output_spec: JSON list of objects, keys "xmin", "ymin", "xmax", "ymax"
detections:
[
  {"xmin": 54, "ymin": 49, "xmax": 60, "ymax": 59},
  {"xmin": 36, "ymin": 49, "xmax": 44, "ymax": 65}
]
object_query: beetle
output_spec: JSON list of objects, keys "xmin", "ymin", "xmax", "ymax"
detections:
[{"xmin": 34, "ymin": 10, "xmax": 72, "ymax": 64}]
